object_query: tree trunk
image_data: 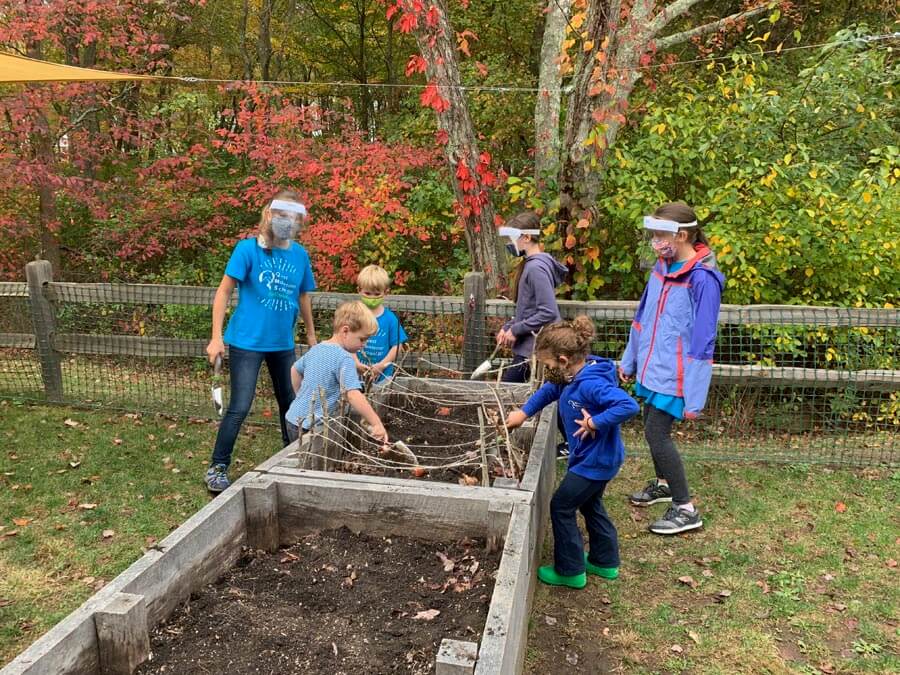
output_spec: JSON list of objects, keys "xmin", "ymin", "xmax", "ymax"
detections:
[
  {"xmin": 258, "ymin": 0, "xmax": 274, "ymax": 81},
  {"xmin": 408, "ymin": 0, "xmax": 504, "ymax": 292},
  {"xmin": 533, "ymin": 0, "xmax": 571, "ymax": 184},
  {"xmin": 25, "ymin": 42, "xmax": 62, "ymax": 272}
]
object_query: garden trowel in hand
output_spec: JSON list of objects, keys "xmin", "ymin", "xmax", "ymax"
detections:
[
  {"xmin": 211, "ymin": 355, "xmax": 224, "ymax": 417},
  {"xmin": 470, "ymin": 343, "xmax": 502, "ymax": 380}
]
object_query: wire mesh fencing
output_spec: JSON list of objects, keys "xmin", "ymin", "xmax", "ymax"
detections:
[{"xmin": 1, "ymin": 267, "xmax": 897, "ymax": 466}]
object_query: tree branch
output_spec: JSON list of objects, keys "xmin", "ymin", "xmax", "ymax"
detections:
[
  {"xmin": 655, "ymin": 4, "xmax": 769, "ymax": 50},
  {"xmin": 646, "ymin": 0, "xmax": 705, "ymax": 38}
]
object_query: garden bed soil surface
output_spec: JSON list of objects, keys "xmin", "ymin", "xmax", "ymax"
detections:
[
  {"xmin": 348, "ymin": 397, "xmax": 527, "ymax": 484},
  {"xmin": 135, "ymin": 527, "xmax": 500, "ymax": 675}
]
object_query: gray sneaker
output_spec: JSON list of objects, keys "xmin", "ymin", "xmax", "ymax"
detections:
[
  {"xmin": 205, "ymin": 464, "xmax": 231, "ymax": 494},
  {"xmin": 629, "ymin": 479, "xmax": 672, "ymax": 506},
  {"xmin": 648, "ymin": 505, "xmax": 703, "ymax": 535}
]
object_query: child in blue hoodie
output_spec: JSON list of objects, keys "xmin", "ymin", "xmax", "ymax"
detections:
[{"xmin": 507, "ymin": 316, "xmax": 639, "ymax": 589}]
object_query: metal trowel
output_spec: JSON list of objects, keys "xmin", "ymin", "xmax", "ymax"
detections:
[
  {"xmin": 211, "ymin": 355, "xmax": 224, "ymax": 417},
  {"xmin": 470, "ymin": 343, "xmax": 502, "ymax": 380}
]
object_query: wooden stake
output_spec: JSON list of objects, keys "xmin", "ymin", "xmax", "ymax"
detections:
[{"xmin": 477, "ymin": 407, "xmax": 489, "ymax": 487}]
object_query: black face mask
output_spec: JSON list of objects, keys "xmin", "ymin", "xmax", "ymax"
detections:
[
  {"xmin": 505, "ymin": 243, "xmax": 525, "ymax": 257},
  {"xmin": 544, "ymin": 365, "xmax": 571, "ymax": 385}
]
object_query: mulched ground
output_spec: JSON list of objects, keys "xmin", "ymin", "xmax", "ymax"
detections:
[{"xmin": 136, "ymin": 527, "xmax": 500, "ymax": 675}]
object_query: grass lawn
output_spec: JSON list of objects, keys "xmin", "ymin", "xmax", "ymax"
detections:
[
  {"xmin": 1, "ymin": 402, "xmax": 898, "ymax": 673},
  {"xmin": 0, "ymin": 400, "xmax": 277, "ymax": 666},
  {"xmin": 524, "ymin": 461, "xmax": 899, "ymax": 674}
]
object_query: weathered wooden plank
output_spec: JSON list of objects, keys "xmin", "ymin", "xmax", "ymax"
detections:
[
  {"xmin": 0, "ymin": 282, "xmax": 28, "ymax": 298},
  {"xmin": 271, "ymin": 473, "xmax": 515, "ymax": 543},
  {"xmin": 436, "ymin": 639, "xmax": 478, "ymax": 675},
  {"xmin": 244, "ymin": 480, "xmax": 279, "ymax": 552},
  {"xmin": 120, "ymin": 475, "xmax": 252, "ymax": 625},
  {"xmin": 475, "ymin": 503, "xmax": 534, "ymax": 675},
  {"xmin": 0, "ymin": 333, "xmax": 35, "ymax": 349},
  {"xmin": 94, "ymin": 593, "xmax": 150, "ymax": 675},
  {"xmin": 47, "ymin": 282, "xmax": 228, "ymax": 307}
]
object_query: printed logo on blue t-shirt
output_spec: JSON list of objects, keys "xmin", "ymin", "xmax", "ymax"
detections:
[{"xmin": 258, "ymin": 257, "xmax": 300, "ymax": 313}]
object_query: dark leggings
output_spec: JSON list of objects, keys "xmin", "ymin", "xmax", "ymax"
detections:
[{"xmin": 643, "ymin": 405, "xmax": 691, "ymax": 505}]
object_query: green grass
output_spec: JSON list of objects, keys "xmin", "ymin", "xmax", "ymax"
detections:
[
  {"xmin": 2, "ymin": 402, "xmax": 898, "ymax": 673},
  {"xmin": 0, "ymin": 401, "xmax": 277, "ymax": 666},
  {"xmin": 524, "ymin": 461, "xmax": 899, "ymax": 674}
]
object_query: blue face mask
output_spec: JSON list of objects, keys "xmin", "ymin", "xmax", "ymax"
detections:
[{"xmin": 506, "ymin": 243, "xmax": 525, "ymax": 257}]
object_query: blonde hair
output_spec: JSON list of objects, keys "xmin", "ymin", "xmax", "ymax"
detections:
[
  {"xmin": 357, "ymin": 265, "xmax": 391, "ymax": 294},
  {"xmin": 535, "ymin": 316, "xmax": 595, "ymax": 360},
  {"xmin": 333, "ymin": 300, "xmax": 379, "ymax": 335}
]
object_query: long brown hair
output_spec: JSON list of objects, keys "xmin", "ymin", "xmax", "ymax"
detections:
[
  {"xmin": 653, "ymin": 202, "xmax": 708, "ymax": 246},
  {"xmin": 504, "ymin": 211, "xmax": 542, "ymax": 302},
  {"xmin": 534, "ymin": 316, "xmax": 595, "ymax": 361},
  {"xmin": 260, "ymin": 188, "xmax": 304, "ymax": 252}
]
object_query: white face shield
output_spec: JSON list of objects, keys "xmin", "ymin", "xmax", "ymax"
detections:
[
  {"xmin": 498, "ymin": 225, "xmax": 541, "ymax": 255},
  {"xmin": 268, "ymin": 199, "xmax": 308, "ymax": 241}
]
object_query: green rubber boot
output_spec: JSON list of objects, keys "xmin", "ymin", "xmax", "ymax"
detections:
[
  {"xmin": 537, "ymin": 565, "xmax": 587, "ymax": 589},
  {"xmin": 584, "ymin": 552, "xmax": 619, "ymax": 580}
]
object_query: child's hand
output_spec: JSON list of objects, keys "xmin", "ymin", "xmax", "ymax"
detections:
[
  {"xmin": 505, "ymin": 409, "xmax": 527, "ymax": 429},
  {"xmin": 206, "ymin": 338, "xmax": 225, "ymax": 365},
  {"xmin": 368, "ymin": 423, "xmax": 388, "ymax": 444},
  {"xmin": 573, "ymin": 408, "xmax": 596, "ymax": 440},
  {"xmin": 618, "ymin": 368, "xmax": 634, "ymax": 384}
]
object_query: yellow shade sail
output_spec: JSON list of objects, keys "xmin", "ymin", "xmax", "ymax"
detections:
[{"xmin": 0, "ymin": 52, "xmax": 154, "ymax": 83}]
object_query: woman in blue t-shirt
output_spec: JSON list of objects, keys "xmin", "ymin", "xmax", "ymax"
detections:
[{"xmin": 204, "ymin": 190, "xmax": 318, "ymax": 493}]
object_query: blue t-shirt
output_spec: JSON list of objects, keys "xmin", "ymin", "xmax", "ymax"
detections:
[
  {"xmin": 357, "ymin": 307, "xmax": 408, "ymax": 382},
  {"xmin": 634, "ymin": 259, "xmax": 686, "ymax": 420},
  {"xmin": 285, "ymin": 343, "xmax": 362, "ymax": 430},
  {"xmin": 223, "ymin": 238, "xmax": 316, "ymax": 351}
]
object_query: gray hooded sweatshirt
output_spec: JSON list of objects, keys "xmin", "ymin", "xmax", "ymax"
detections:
[{"xmin": 504, "ymin": 252, "xmax": 568, "ymax": 358}]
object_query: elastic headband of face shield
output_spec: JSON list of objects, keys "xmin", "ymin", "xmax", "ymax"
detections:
[
  {"xmin": 498, "ymin": 225, "xmax": 541, "ymax": 244},
  {"xmin": 270, "ymin": 199, "xmax": 308, "ymax": 217},
  {"xmin": 642, "ymin": 215, "xmax": 697, "ymax": 234}
]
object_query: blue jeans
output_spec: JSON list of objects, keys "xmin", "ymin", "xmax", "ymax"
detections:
[
  {"xmin": 211, "ymin": 346, "xmax": 296, "ymax": 468},
  {"xmin": 550, "ymin": 471, "xmax": 620, "ymax": 575}
]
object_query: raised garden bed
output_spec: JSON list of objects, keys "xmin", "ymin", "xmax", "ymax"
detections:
[
  {"xmin": 3, "ymin": 469, "xmax": 539, "ymax": 675},
  {"xmin": 135, "ymin": 527, "xmax": 500, "ymax": 674}
]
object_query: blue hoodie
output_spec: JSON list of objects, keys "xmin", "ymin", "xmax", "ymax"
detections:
[
  {"xmin": 504, "ymin": 252, "xmax": 568, "ymax": 358},
  {"xmin": 522, "ymin": 356, "xmax": 640, "ymax": 481}
]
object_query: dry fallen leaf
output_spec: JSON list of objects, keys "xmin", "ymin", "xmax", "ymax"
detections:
[
  {"xmin": 112, "ymin": 438, "xmax": 122, "ymax": 446},
  {"xmin": 102, "ymin": 529, "xmax": 115, "ymax": 539},
  {"xmin": 413, "ymin": 609, "xmax": 440, "ymax": 621},
  {"xmin": 670, "ymin": 644, "xmax": 684, "ymax": 654},
  {"xmin": 756, "ymin": 580, "xmax": 770, "ymax": 594},
  {"xmin": 835, "ymin": 501, "xmax": 847, "ymax": 513},
  {"xmin": 436, "ymin": 552, "xmax": 456, "ymax": 572},
  {"xmin": 459, "ymin": 474, "xmax": 479, "ymax": 486},
  {"xmin": 688, "ymin": 631, "xmax": 701, "ymax": 645},
  {"xmin": 78, "ymin": 503, "xmax": 98, "ymax": 510},
  {"xmin": 566, "ymin": 652, "xmax": 579, "ymax": 666},
  {"xmin": 677, "ymin": 575, "xmax": 699, "ymax": 589},
  {"xmin": 544, "ymin": 615, "xmax": 557, "ymax": 626},
  {"xmin": 436, "ymin": 407, "xmax": 451, "ymax": 416},
  {"xmin": 886, "ymin": 559, "xmax": 898, "ymax": 568},
  {"xmin": 12, "ymin": 518, "xmax": 29, "ymax": 527},
  {"xmin": 63, "ymin": 419, "xmax": 80, "ymax": 428},
  {"xmin": 717, "ymin": 589, "xmax": 733, "ymax": 599}
]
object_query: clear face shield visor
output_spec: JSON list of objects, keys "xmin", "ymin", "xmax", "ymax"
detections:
[{"xmin": 640, "ymin": 215, "xmax": 698, "ymax": 266}]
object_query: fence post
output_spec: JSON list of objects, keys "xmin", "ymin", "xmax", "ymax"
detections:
[
  {"xmin": 462, "ymin": 271, "xmax": 486, "ymax": 374},
  {"xmin": 25, "ymin": 260, "xmax": 63, "ymax": 402}
]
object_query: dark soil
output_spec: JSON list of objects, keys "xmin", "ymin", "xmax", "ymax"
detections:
[
  {"xmin": 136, "ymin": 527, "xmax": 500, "ymax": 675},
  {"xmin": 347, "ymin": 397, "xmax": 527, "ymax": 484}
]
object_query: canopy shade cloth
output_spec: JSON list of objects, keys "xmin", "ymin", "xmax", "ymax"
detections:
[{"xmin": 0, "ymin": 52, "xmax": 154, "ymax": 83}]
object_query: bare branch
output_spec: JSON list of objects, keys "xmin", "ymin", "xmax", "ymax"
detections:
[
  {"xmin": 655, "ymin": 5, "xmax": 769, "ymax": 50},
  {"xmin": 646, "ymin": 0, "xmax": 706, "ymax": 38}
]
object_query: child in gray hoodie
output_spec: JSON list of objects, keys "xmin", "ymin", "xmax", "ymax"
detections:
[{"xmin": 496, "ymin": 212, "xmax": 568, "ymax": 383}]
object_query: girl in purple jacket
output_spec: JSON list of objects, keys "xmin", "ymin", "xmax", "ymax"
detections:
[{"xmin": 619, "ymin": 203, "xmax": 724, "ymax": 535}]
